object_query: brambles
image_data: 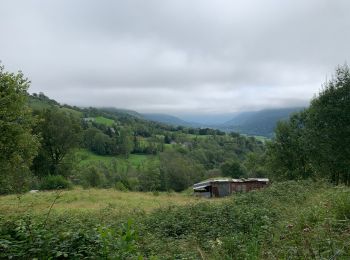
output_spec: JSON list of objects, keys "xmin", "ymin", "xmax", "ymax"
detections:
[
  {"xmin": 1, "ymin": 181, "xmax": 349, "ymax": 258},
  {"xmin": 39, "ymin": 175, "xmax": 72, "ymax": 190}
]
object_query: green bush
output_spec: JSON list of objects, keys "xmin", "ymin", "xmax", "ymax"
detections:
[
  {"xmin": 97, "ymin": 220, "xmax": 139, "ymax": 259},
  {"xmin": 0, "ymin": 215, "xmax": 141, "ymax": 259},
  {"xmin": 82, "ymin": 166, "xmax": 106, "ymax": 188},
  {"xmin": 39, "ymin": 175, "xmax": 72, "ymax": 190},
  {"xmin": 114, "ymin": 181, "xmax": 128, "ymax": 191}
]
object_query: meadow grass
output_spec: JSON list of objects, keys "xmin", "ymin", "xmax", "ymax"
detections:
[
  {"xmin": 253, "ymin": 135, "xmax": 269, "ymax": 142},
  {"xmin": 94, "ymin": 116, "xmax": 115, "ymax": 126},
  {"xmin": 1, "ymin": 181, "xmax": 349, "ymax": 259},
  {"xmin": 75, "ymin": 149, "xmax": 156, "ymax": 169},
  {"xmin": 0, "ymin": 187, "xmax": 203, "ymax": 217},
  {"xmin": 239, "ymin": 133, "xmax": 269, "ymax": 142}
]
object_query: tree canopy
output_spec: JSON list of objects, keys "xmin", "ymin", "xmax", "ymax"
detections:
[
  {"xmin": 0, "ymin": 65, "xmax": 39, "ymax": 194},
  {"xmin": 32, "ymin": 109, "xmax": 81, "ymax": 176},
  {"xmin": 267, "ymin": 65, "xmax": 350, "ymax": 185}
]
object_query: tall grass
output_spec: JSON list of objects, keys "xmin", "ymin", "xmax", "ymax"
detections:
[{"xmin": 0, "ymin": 181, "xmax": 349, "ymax": 259}]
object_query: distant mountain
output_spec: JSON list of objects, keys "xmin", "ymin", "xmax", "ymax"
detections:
[
  {"xmin": 29, "ymin": 94, "xmax": 304, "ymax": 137},
  {"xmin": 142, "ymin": 113, "xmax": 201, "ymax": 127},
  {"xmin": 219, "ymin": 107, "xmax": 304, "ymax": 137},
  {"xmin": 178, "ymin": 113, "xmax": 236, "ymax": 125},
  {"xmin": 142, "ymin": 108, "xmax": 304, "ymax": 137}
]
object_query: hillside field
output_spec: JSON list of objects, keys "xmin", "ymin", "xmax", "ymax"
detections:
[
  {"xmin": 75, "ymin": 149, "xmax": 155, "ymax": 169},
  {"xmin": 93, "ymin": 116, "xmax": 115, "ymax": 126}
]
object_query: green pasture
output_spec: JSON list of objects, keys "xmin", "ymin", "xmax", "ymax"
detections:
[
  {"xmin": 75, "ymin": 149, "xmax": 156, "ymax": 170},
  {"xmin": 94, "ymin": 116, "xmax": 115, "ymax": 126}
]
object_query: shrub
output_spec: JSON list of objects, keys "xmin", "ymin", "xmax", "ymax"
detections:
[
  {"xmin": 114, "ymin": 181, "xmax": 128, "ymax": 191},
  {"xmin": 97, "ymin": 220, "xmax": 139, "ymax": 259},
  {"xmin": 39, "ymin": 175, "xmax": 72, "ymax": 190},
  {"xmin": 126, "ymin": 177, "xmax": 140, "ymax": 191},
  {"xmin": 0, "ymin": 216, "xmax": 141, "ymax": 259},
  {"xmin": 82, "ymin": 166, "xmax": 106, "ymax": 188}
]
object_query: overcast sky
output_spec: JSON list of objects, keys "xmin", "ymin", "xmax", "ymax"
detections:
[{"xmin": 1, "ymin": 0, "xmax": 349, "ymax": 115}]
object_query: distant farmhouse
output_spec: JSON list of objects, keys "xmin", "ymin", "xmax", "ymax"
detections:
[{"xmin": 193, "ymin": 178, "xmax": 269, "ymax": 198}]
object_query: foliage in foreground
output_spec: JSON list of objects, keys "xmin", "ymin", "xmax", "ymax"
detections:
[
  {"xmin": 0, "ymin": 216, "xmax": 139, "ymax": 259},
  {"xmin": 1, "ymin": 181, "xmax": 349, "ymax": 259}
]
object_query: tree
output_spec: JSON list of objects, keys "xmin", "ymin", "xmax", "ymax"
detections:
[
  {"xmin": 32, "ymin": 109, "xmax": 81, "ymax": 176},
  {"xmin": 83, "ymin": 166, "xmax": 106, "ymax": 188},
  {"xmin": 117, "ymin": 128, "xmax": 133, "ymax": 158},
  {"xmin": 164, "ymin": 134, "xmax": 171, "ymax": 144},
  {"xmin": 0, "ymin": 64, "xmax": 40, "ymax": 194},
  {"xmin": 266, "ymin": 111, "xmax": 312, "ymax": 180},
  {"xmin": 160, "ymin": 151, "xmax": 204, "ymax": 191},
  {"xmin": 220, "ymin": 160, "xmax": 246, "ymax": 178},
  {"xmin": 92, "ymin": 132, "xmax": 114, "ymax": 155},
  {"xmin": 138, "ymin": 159, "xmax": 161, "ymax": 191},
  {"xmin": 305, "ymin": 65, "xmax": 350, "ymax": 185},
  {"xmin": 243, "ymin": 152, "xmax": 268, "ymax": 178},
  {"xmin": 83, "ymin": 127, "xmax": 100, "ymax": 149},
  {"xmin": 266, "ymin": 65, "xmax": 350, "ymax": 185}
]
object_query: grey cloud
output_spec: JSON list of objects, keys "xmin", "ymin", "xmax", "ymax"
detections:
[{"xmin": 0, "ymin": 0, "xmax": 349, "ymax": 114}]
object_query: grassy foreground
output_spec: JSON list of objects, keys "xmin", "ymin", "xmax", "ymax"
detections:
[
  {"xmin": 0, "ymin": 188, "xmax": 201, "ymax": 216},
  {"xmin": 1, "ymin": 181, "xmax": 349, "ymax": 259}
]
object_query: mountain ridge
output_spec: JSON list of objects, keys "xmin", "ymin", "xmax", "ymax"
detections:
[
  {"xmin": 28, "ymin": 94, "xmax": 303, "ymax": 137},
  {"xmin": 219, "ymin": 107, "xmax": 304, "ymax": 137},
  {"xmin": 142, "ymin": 107, "xmax": 304, "ymax": 137}
]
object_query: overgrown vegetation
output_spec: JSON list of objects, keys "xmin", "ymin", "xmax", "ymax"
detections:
[{"xmin": 0, "ymin": 182, "xmax": 349, "ymax": 258}]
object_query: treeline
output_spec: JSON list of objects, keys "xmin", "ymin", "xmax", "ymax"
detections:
[
  {"xmin": 266, "ymin": 65, "xmax": 350, "ymax": 185},
  {"xmin": 0, "ymin": 63, "xmax": 265, "ymax": 194},
  {"xmin": 72, "ymin": 133, "xmax": 264, "ymax": 192},
  {"xmin": 73, "ymin": 116, "xmax": 264, "ymax": 192}
]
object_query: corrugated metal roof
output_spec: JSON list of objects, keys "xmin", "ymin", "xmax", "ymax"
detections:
[
  {"xmin": 193, "ymin": 178, "xmax": 269, "ymax": 189},
  {"xmin": 247, "ymin": 178, "xmax": 269, "ymax": 182},
  {"xmin": 193, "ymin": 184, "xmax": 210, "ymax": 190},
  {"xmin": 193, "ymin": 181, "xmax": 211, "ymax": 188}
]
